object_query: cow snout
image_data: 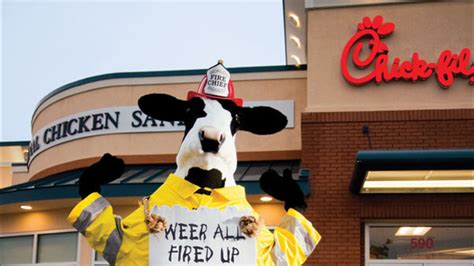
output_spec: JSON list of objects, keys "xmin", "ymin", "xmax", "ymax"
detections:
[{"xmin": 199, "ymin": 127, "xmax": 226, "ymax": 154}]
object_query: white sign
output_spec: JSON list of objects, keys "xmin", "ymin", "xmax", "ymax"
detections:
[
  {"xmin": 149, "ymin": 205, "xmax": 256, "ymax": 265},
  {"xmin": 204, "ymin": 64, "xmax": 231, "ymax": 97},
  {"xmin": 28, "ymin": 100, "xmax": 294, "ymax": 164}
]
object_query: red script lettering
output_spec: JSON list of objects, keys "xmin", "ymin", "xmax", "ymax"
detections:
[{"xmin": 341, "ymin": 16, "xmax": 474, "ymax": 89}]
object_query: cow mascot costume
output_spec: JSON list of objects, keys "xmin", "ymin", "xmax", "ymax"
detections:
[{"xmin": 67, "ymin": 61, "xmax": 321, "ymax": 265}]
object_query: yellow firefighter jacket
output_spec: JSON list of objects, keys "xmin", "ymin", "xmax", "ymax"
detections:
[{"xmin": 67, "ymin": 174, "xmax": 321, "ymax": 265}]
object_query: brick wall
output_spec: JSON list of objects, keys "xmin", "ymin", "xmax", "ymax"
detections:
[{"xmin": 301, "ymin": 109, "xmax": 474, "ymax": 266}]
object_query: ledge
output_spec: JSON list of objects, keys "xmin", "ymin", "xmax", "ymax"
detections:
[
  {"xmin": 305, "ymin": 0, "xmax": 451, "ymax": 10},
  {"xmin": 302, "ymin": 109, "xmax": 474, "ymax": 123}
]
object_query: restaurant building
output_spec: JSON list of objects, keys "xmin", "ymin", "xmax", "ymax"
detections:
[{"xmin": 0, "ymin": 0, "xmax": 472, "ymax": 265}]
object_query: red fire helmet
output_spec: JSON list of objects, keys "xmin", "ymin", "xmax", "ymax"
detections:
[{"xmin": 187, "ymin": 60, "xmax": 243, "ymax": 107}]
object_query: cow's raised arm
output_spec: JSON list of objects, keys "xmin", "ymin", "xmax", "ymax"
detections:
[
  {"xmin": 69, "ymin": 153, "xmax": 126, "ymax": 264},
  {"xmin": 260, "ymin": 169, "xmax": 321, "ymax": 264}
]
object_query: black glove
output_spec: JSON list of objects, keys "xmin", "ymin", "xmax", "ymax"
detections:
[
  {"xmin": 259, "ymin": 169, "xmax": 307, "ymax": 213},
  {"xmin": 79, "ymin": 153, "xmax": 125, "ymax": 199}
]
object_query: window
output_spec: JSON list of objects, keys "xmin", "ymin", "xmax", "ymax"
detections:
[
  {"xmin": 366, "ymin": 224, "xmax": 474, "ymax": 266},
  {"xmin": 0, "ymin": 230, "xmax": 79, "ymax": 265},
  {"xmin": 94, "ymin": 251, "xmax": 108, "ymax": 266},
  {"xmin": 0, "ymin": 235, "xmax": 34, "ymax": 264},
  {"xmin": 37, "ymin": 232, "xmax": 78, "ymax": 263}
]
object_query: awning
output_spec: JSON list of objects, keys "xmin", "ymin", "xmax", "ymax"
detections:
[
  {"xmin": 350, "ymin": 149, "xmax": 474, "ymax": 194},
  {"xmin": 0, "ymin": 160, "xmax": 309, "ymax": 205}
]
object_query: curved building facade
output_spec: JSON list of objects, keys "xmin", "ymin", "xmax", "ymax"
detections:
[{"xmin": 1, "ymin": 1, "xmax": 473, "ymax": 265}]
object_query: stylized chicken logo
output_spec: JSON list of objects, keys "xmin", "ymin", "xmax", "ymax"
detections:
[
  {"xmin": 341, "ymin": 16, "xmax": 473, "ymax": 89},
  {"xmin": 357, "ymin": 15, "xmax": 395, "ymax": 54}
]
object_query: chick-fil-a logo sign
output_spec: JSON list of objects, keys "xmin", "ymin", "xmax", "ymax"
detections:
[{"xmin": 341, "ymin": 16, "xmax": 473, "ymax": 89}]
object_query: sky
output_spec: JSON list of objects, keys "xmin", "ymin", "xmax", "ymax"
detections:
[{"xmin": 1, "ymin": 0, "xmax": 286, "ymax": 141}]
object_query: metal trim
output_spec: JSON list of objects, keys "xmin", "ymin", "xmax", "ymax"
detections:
[
  {"xmin": 142, "ymin": 167, "xmax": 171, "ymax": 183},
  {"xmin": 0, "ymin": 141, "xmax": 30, "ymax": 147},
  {"xmin": 282, "ymin": 0, "xmax": 288, "ymax": 65},
  {"xmin": 76, "ymin": 232, "xmax": 82, "ymax": 265},
  {"xmin": 0, "ymin": 228, "xmax": 77, "ymax": 238},
  {"xmin": 305, "ymin": 0, "xmax": 460, "ymax": 9},
  {"xmin": 349, "ymin": 149, "xmax": 474, "ymax": 194},
  {"xmin": 364, "ymin": 224, "xmax": 370, "ymax": 266},
  {"xmin": 32, "ymin": 233, "xmax": 38, "ymax": 264}
]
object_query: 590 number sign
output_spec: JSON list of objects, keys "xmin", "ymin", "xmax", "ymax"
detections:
[{"xmin": 410, "ymin": 238, "xmax": 434, "ymax": 249}]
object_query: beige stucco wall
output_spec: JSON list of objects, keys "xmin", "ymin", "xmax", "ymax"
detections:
[
  {"xmin": 0, "ymin": 200, "xmax": 137, "ymax": 234},
  {"xmin": 0, "ymin": 200, "xmax": 284, "ymax": 234},
  {"xmin": 0, "ymin": 167, "xmax": 12, "ymax": 188},
  {"xmin": 11, "ymin": 171, "xmax": 29, "ymax": 186},
  {"xmin": 1, "ymin": 146, "xmax": 28, "ymax": 187},
  {"xmin": 0, "ymin": 208, "xmax": 74, "ymax": 234},
  {"xmin": 29, "ymin": 74, "xmax": 306, "ymax": 179},
  {"xmin": 253, "ymin": 203, "xmax": 286, "ymax": 226},
  {"xmin": 307, "ymin": 1, "xmax": 473, "ymax": 112},
  {"xmin": 0, "ymin": 146, "xmax": 27, "ymax": 163}
]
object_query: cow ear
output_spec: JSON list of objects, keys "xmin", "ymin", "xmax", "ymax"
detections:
[
  {"xmin": 238, "ymin": 106, "xmax": 288, "ymax": 135},
  {"xmin": 138, "ymin": 93, "xmax": 187, "ymax": 122}
]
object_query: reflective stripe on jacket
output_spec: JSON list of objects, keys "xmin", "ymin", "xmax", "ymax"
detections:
[{"xmin": 67, "ymin": 174, "xmax": 321, "ymax": 265}]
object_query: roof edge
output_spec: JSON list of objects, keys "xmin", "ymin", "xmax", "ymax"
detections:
[
  {"xmin": 305, "ymin": 0, "xmax": 455, "ymax": 10},
  {"xmin": 0, "ymin": 141, "xmax": 30, "ymax": 147},
  {"xmin": 33, "ymin": 64, "xmax": 307, "ymax": 122}
]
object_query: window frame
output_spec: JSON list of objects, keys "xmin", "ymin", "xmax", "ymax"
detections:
[
  {"xmin": 0, "ymin": 228, "xmax": 80, "ymax": 266},
  {"xmin": 92, "ymin": 250, "xmax": 108, "ymax": 266},
  {"xmin": 365, "ymin": 221, "xmax": 474, "ymax": 266}
]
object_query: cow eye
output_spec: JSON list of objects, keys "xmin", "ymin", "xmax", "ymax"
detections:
[
  {"xmin": 230, "ymin": 114, "xmax": 240, "ymax": 135},
  {"xmin": 186, "ymin": 98, "xmax": 206, "ymax": 117},
  {"xmin": 234, "ymin": 114, "xmax": 240, "ymax": 125},
  {"xmin": 182, "ymin": 100, "xmax": 206, "ymax": 137}
]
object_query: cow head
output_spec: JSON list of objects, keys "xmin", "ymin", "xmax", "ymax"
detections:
[
  {"xmin": 138, "ymin": 61, "xmax": 287, "ymax": 188},
  {"xmin": 138, "ymin": 93, "xmax": 287, "ymax": 188}
]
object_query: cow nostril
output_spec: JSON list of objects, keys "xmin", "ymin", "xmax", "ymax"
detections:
[
  {"xmin": 199, "ymin": 128, "xmax": 224, "ymax": 154},
  {"xmin": 219, "ymin": 133, "xmax": 226, "ymax": 144}
]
